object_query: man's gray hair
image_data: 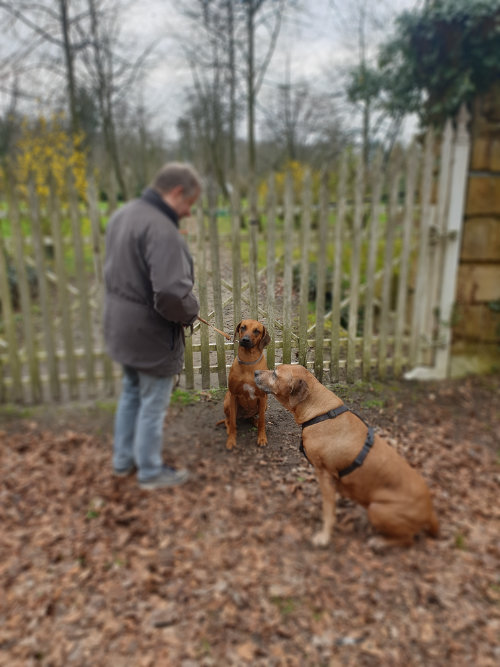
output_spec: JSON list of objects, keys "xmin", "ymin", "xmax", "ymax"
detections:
[{"xmin": 152, "ymin": 162, "xmax": 202, "ymax": 198}]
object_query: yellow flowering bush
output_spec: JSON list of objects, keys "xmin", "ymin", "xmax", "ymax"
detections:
[
  {"xmin": 258, "ymin": 160, "xmax": 333, "ymax": 206},
  {"xmin": 13, "ymin": 114, "xmax": 87, "ymax": 201}
]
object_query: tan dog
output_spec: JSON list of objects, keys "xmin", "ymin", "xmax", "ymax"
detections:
[
  {"xmin": 221, "ymin": 319, "xmax": 271, "ymax": 450},
  {"xmin": 255, "ymin": 364, "xmax": 439, "ymax": 548}
]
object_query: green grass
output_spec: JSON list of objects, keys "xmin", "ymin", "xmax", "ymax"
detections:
[
  {"xmin": 170, "ymin": 387, "xmax": 225, "ymax": 405},
  {"xmin": 271, "ymin": 596, "xmax": 298, "ymax": 616},
  {"xmin": 362, "ymin": 398, "xmax": 386, "ymax": 409},
  {"xmin": 170, "ymin": 388, "xmax": 200, "ymax": 405},
  {"xmin": 93, "ymin": 400, "xmax": 116, "ymax": 413},
  {"xmin": 0, "ymin": 404, "xmax": 36, "ymax": 422},
  {"xmin": 197, "ymin": 638, "xmax": 212, "ymax": 658}
]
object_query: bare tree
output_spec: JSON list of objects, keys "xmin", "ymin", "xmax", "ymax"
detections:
[
  {"xmin": 328, "ymin": 0, "xmax": 402, "ymax": 162},
  {"xmin": 261, "ymin": 68, "xmax": 346, "ymax": 168},
  {"xmin": 241, "ymin": 0, "xmax": 285, "ymax": 217},
  {"xmin": 0, "ymin": 0, "xmax": 161, "ymax": 195},
  {"xmin": 0, "ymin": 0, "xmax": 88, "ymax": 135},
  {"xmin": 177, "ymin": 0, "xmax": 241, "ymax": 194},
  {"xmin": 78, "ymin": 0, "xmax": 159, "ymax": 197},
  {"xmin": 261, "ymin": 59, "xmax": 314, "ymax": 164},
  {"xmin": 176, "ymin": 0, "xmax": 287, "ymax": 200}
]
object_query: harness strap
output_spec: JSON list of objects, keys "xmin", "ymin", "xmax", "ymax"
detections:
[
  {"xmin": 299, "ymin": 406, "xmax": 349, "ymax": 466},
  {"xmin": 301, "ymin": 405, "xmax": 350, "ymax": 429},
  {"xmin": 338, "ymin": 426, "xmax": 375, "ymax": 478},
  {"xmin": 299, "ymin": 405, "xmax": 375, "ymax": 478}
]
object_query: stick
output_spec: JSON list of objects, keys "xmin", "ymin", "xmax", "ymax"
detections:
[{"xmin": 197, "ymin": 316, "xmax": 232, "ymax": 340}]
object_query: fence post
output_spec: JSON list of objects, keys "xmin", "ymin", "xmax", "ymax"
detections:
[
  {"xmin": 231, "ymin": 186, "xmax": 242, "ymax": 332},
  {"xmin": 378, "ymin": 149, "xmax": 401, "ymax": 380},
  {"xmin": 207, "ymin": 182, "xmax": 227, "ymax": 388},
  {"xmin": 265, "ymin": 174, "xmax": 277, "ymax": 369},
  {"xmin": 346, "ymin": 155, "xmax": 364, "ymax": 383},
  {"xmin": 67, "ymin": 171, "xmax": 95, "ymax": 397},
  {"xmin": 394, "ymin": 144, "xmax": 418, "ymax": 376},
  {"xmin": 196, "ymin": 205, "xmax": 211, "ymax": 389},
  {"xmin": 433, "ymin": 106, "xmax": 471, "ymax": 378},
  {"xmin": 409, "ymin": 128, "xmax": 434, "ymax": 367},
  {"xmin": 48, "ymin": 173, "xmax": 78, "ymax": 400},
  {"xmin": 425, "ymin": 119, "xmax": 454, "ymax": 348},
  {"xmin": 298, "ymin": 168, "xmax": 312, "ymax": 368},
  {"xmin": 5, "ymin": 171, "xmax": 41, "ymax": 402},
  {"xmin": 314, "ymin": 170, "xmax": 329, "ymax": 380},
  {"xmin": 330, "ymin": 153, "xmax": 347, "ymax": 382},
  {"xmin": 363, "ymin": 150, "xmax": 384, "ymax": 380},
  {"xmin": 28, "ymin": 176, "xmax": 60, "ymax": 401},
  {"xmin": 282, "ymin": 170, "xmax": 294, "ymax": 365},
  {"xmin": 248, "ymin": 181, "xmax": 259, "ymax": 319},
  {"xmin": 0, "ymin": 234, "xmax": 22, "ymax": 401},
  {"xmin": 86, "ymin": 175, "xmax": 115, "ymax": 396}
]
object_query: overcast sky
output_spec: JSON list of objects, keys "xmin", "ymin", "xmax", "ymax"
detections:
[
  {"xmin": 0, "ymin": 0, "xmax": 421, "ymax": 138},
  {"xmin": 122, "ymin": 0, "xmax": 421, "ymax": 138}
]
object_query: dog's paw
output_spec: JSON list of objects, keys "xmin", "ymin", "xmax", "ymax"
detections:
[
  {"xmin": 257, "ymin": 434, "xmax": 268, "ymax": 447},
  {"xmin": 367, "ymin": 536, "xmax": 387, "ymax": 553},
  {"xmin": 367, "ymin": 536, "xmax": 412, "ymax": 553},
  {"xmin": 226, "ymin": 437, "xmax": 236, "ymax": 451},
  {"xmin": 312, "ymin": 531, "xmax": 331, "ymax": 548}
]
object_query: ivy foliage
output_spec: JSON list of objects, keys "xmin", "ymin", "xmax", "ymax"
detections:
[{"xmin": 378, "ymin": 0, "xmax": 500, "ymax": 126}]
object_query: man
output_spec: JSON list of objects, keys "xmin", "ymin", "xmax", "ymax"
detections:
[{"xmin": 103, "ymin": 162, "xmax": 201, "ymax": 489}]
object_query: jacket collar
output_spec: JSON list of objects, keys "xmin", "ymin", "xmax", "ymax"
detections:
[{"xmin": 141, "ymin": 187, "xmax": 179, "ymax": 227}]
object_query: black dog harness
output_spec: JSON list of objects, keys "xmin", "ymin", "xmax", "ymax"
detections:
[{"xmin": 300, "ymin": 405, "xmax": 375, "ymax": 478}]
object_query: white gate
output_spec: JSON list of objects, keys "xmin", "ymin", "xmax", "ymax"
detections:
[{"xmin": 405, "ymin": 105, "xmax": 471, "ymax": 380}]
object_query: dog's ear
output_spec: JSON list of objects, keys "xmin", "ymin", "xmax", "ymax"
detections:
[
  {"xmin": 288, "ymin": 378, "xmax": 309, "ymax": 408},
  {"xmin": 259, "ymin": 326, "xmax": 271, "ymax": 350},
  {"xmin": 234, "ymin": 321, "xmax": 242, "ymax": 338}
]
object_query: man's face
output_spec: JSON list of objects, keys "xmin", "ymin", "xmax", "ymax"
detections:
[{"xmin": 165, "ymin": 186, "xmax": 200, "ymax": 219}]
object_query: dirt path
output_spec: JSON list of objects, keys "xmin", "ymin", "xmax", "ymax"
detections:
[{"xmin": 1, "ymin": 373, "xmax": 499, "ymax": 666}]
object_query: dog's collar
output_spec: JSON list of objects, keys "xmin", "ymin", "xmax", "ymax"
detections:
[
  {"xmin": 299, "ymin": 406, "xmax": 375, "ymax": 478},
  {"xmin": 237, "ymin": 352, "xmax": 264, "ymax": 365}
]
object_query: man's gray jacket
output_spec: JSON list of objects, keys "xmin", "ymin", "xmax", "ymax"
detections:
[{"xmin": 103, "ymin": 188, "xmax": 199, "ymax": 377}]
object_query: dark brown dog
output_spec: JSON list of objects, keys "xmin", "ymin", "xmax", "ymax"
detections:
[
  {"xmin": 255, "ymin": 364, "xmax": 439, "ymax": 548},
  {"xmin": 221, "ymin": 319, "xmax": 270, "ymax": 450}
]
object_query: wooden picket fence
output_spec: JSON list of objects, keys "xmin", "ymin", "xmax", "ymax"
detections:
[{"xmin": 0, "ymin": 113, "xmax": 470, "ymax": 404}]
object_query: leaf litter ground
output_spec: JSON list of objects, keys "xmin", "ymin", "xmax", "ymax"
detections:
[{"xmin": 1, "ymin": 372, "xmax": 499, "ymax": 666}]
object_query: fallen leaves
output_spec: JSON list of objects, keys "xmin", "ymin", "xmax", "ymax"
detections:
[{"xmin": 1, "ymin": 373, "xmax": 499, "ymax": 665}]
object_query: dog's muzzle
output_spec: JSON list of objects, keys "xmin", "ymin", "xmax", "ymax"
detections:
[
  {"xmin": 239, "ymin": 336, "xmax": 253, "ymax": 348},
  {"xmin": 254, "ymin": 370, "xmax": 270, "ymax": 392}
]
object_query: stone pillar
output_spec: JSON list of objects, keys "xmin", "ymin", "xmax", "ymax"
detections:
[{"xmin": 453, "ymin": 85, "xmax": 500, "ymax": 374}]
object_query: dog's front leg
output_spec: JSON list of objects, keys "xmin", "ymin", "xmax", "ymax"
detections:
[
  {"xmin": 225, "ymin": 393, "xmax": 238, "ymax": 450},
  {"xmin": 256, "ymin": 395, "xmax": 268, "ymax": 446},
  {"xmin": 312, "ymin": 468, "xmax": 336, "ymax": 547}
]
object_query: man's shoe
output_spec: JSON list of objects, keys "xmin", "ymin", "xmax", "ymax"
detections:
[
  {"xmin": 113, "ymin": 464, "xmax": 136, "ymax": 477},
  {"xmin": 139, "ymin": 465, "xmax": 190, "ymax": 490}
]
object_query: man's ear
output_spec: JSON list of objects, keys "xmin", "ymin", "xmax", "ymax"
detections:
[
  {"xmin": 288, "ymin": 378, "xmax": 309, "ymax": 408},
  {"xmin": 259, "ymin": 326, "xmax": 271, "ymax": 350},
  {"xmin": 163, "ymin": 184, "xmax": 184, "ymax": 203},
  {"xmin": 170, "ymin": 184, "xmax": 184, "ymax": 197}
]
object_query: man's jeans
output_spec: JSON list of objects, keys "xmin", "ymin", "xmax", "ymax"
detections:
[{"xmin": 113, "ymin": 365, "xmax": 175, "ymax": 481}]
